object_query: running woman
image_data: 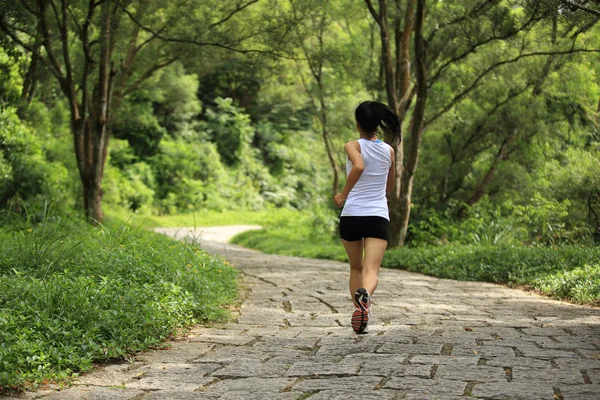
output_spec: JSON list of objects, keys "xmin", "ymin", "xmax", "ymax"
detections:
[{"xmin": 334, "ymin": 101, "xmax": 400, "ymax": 334}]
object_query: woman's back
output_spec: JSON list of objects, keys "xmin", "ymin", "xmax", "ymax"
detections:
[{"xmin": 341, "ymin": 138, "xmax": 391, "ymax": 220}]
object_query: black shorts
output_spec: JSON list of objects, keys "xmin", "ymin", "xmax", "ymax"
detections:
[{"xmin": 339, "ymin": 216, "xmax": 390, "ymax": 242}]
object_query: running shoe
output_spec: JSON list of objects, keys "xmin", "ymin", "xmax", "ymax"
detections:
[{"xmin": 351, "ymin": 288, "xmax": 370, "ymax": 334}]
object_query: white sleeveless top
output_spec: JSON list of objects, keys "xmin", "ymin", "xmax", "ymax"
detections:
[{"xmin": 340, "ymin": 139, "xmax": 392, "ymax": 220}]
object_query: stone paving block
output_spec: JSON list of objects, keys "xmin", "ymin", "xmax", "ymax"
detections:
[
  {"xmin": 559, "ymin": 385, "xmax": 600, "ymax": 400},
  {"xmin": 201, "ymin": 377, "xmax": 295, "ymax": 395},
  {"xmin": 470, "ymin": 381, "xmax": 555, "ymax": 399},
  {"xmin": 550, "ymin": 358, "xmax": 600, "ymax": 370},
  {"xmin": 414, "ymin": 336, "xmax": 479, "ymax": 347},
  {"xmin": 511, "ymin": 366, "xmax": 585, "ymax": 384},
  {"xmin": 189, "ymin": 334, "xmax": 256, "ymax": 346},
  {"xmin": 125, "ymin": 363, "xmax": 218, "ymax": 391},
  {"xmin": 543, "ymin": 336, "xmax": 600, "ymax": 350},
  {"xmin": 292, "ymin": 376, "xmax": 381, "ymax": 391},
  {"xmin": 363, "ymin": 361, "xmax": 432, "ymax": 378},
  {"xmin": 585, "ymin": 367, "xmax": 600, "ymax": 384},
  {"xmin": 435, "ymin": 365, "xmax": 507, "ymax": 382},
  {"xmin": 286, "ymin": 360, "xmax": 360, "ymax": 377},
  {"xmin": 211, "ymin": 360, "xmax": 291, "ymax": 378},
  {"xmin": 137, "ymin": 342, "xmax": 215, "ymax": 363},
  {"xmin": 470, "ymin": 327, "xmax": 530, "ymax": 340},
  {"xmin": 484, "ymin": 357, "xmax": 553, "ymax": 369},
  {"xmin": 316, "ymin": 342, "xmax": 380, "ymax": 357},
  {"xmin": 143, "ymin": 391, "xmax": 218, "ymax": 400},
  {"xmin": 376, "ymin": 343, "xmax": 443, "ymax": 355},
  {"xmin": 384, "ymin": 376, "xmax": 466, "ymax": 396},
  {"xmin": 577, "ymin": 349, "xmax": 600, "ymax": 359},
  {"xmin": 480, "ymin": 339, "xmax": 541, "ymax": 348},
  {"xmin": 451, "ymin": 345, "xmax": 515, "ymax": 358},
  {"xmin": 219, "ymin": 393, "xmax": 296, "ymax": 400},
  {"xmin": 193, "ymin": 346, "xmax": 271, "ymax": 363},
  {"xmin": 402, "ymin": 394, "xmax": 465, "ymax": 400},
  {"xmin": 188, "ymin": 327, "xmax": 247, "ymax": 336},
  {"xmin": 518, "ymin": 347, "xmax": 581, "ymax": 359},
  {"xmin": 31, "ymin": 387, "xmax": 145, "ymax": 400},
  {"xmin": 252, "ymin": 336, "xmax": 319, "ymax": 350},
  {"xmin": 409, "ymin": 354, "xmax": 480, "ymax": 366},
  {"xmin": 73, "ymin": 362, "xmax": 138, "ymax": 387},
  {"xmin": 521, "ymin": 327, "xmax": 573, "ymax": 336},
  {"xmin": 302, "ymin": 389, "xmax": 398, "ymax": 400}
]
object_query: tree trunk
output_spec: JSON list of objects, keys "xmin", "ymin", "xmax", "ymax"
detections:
[
  {"xmin": 389, "ymin": 0, "xmax": 427, "ymax": 247},
  {"xmin": 82, "ymin": 174, "xmax": 104, "ymax": 222},
  {"xmin": 76, "ymin": 0, "xmax": 112, "ymax": 223}
]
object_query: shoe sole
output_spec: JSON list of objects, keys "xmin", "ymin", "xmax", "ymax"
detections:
[
  {"xmin": 351, "ymin": 308, "xmax": 368, "ymax": 333},
  {"xmin": 352, "ymin": 290, "xmax": 370, "ymax": 334}
]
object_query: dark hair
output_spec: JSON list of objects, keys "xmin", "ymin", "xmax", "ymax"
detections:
[{"xmin": 354, "ymin": 101, "xmax": 401, "ymax": 143}]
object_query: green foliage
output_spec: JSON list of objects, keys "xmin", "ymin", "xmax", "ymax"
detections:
[
  {"xmin": 0, "ymin": 211, "xmax": 237, "ymax": 391},
  {"xmin": 0, "ymin": 108, "xmax": 69, "ymax": 212},
  {"xmin": 409, "ymin": 195, "xmax": 583, "ymax": 247},
  {"xmin": 150, "ymin": 136, "xmax": 230, "ymax": 213},
  {"xmin": 203, "ymin": 97, "xmax": 255, "ymax": 166},
  {"xmin": 0, "ymin": 48, "xmax": 21, "ymax": 106}
]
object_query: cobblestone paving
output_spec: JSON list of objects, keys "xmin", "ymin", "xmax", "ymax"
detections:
[{"xmin": 16, "ymin": 227, "xmax": 600, "ymax": 399}]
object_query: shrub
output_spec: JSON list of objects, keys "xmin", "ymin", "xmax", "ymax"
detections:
[{"xmin": 0, "ymin": 108, "xmax": 70, "ymax": 214}]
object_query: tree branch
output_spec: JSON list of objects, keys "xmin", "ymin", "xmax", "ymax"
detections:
[
  {"xmin": 123, "ymin": 57, "xmax": 177, "ymax": 96},
  {"xmin": 427, "ymin": 48, "xmax": 600, "ymax": 125},
  {"xmin": 428, "ymin": 10, "xmax": 544, "ymax": 87},
  {"xmin": 560, "ymin": 0, "xmax": 600, "ymax": 17},
  {"xmin": 364, "ymin": 0, "xmax": 382, "ymax": 25},
  {"xmin": 208, "ymin": 0, "xmax": 261, "ymax": 29},
  {"xmin": 427, "ymin": 0, "xmax": 502, "ymax": 43},
  {"xmin": 118, "ymin": 3, "xmax": 301, "ymax": 60},
  {"xmin": 18, "ymin": 0, "xmax": 41, "ymax": 17}
]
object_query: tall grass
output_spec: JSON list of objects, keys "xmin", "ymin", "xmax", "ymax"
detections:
[{"xmin": 0, "ymin": 209, "xmax": 237, "ymax": 392}]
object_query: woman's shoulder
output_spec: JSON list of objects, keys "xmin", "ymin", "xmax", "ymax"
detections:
[{"xmin": 344, "ymin": 140, "xmax": 361, "ymax": 150}]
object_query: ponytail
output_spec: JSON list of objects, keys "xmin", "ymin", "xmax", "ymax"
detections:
[{"xmin": 354, "ymin": 101, "xmax": 401, "ymax": 143}]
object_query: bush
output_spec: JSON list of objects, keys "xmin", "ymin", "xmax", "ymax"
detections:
[
  {"xmin": 0, "ymin": 108, "xmax": 70, "ymax": 213},
  {"xmin": 0, "ymin": 212, "xmax": 237, "ymax": 391}
]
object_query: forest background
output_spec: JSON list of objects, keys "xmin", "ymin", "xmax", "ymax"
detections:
[{"xmin": 1, "ymin": 0, "xmax": 600, "ymax": 390}]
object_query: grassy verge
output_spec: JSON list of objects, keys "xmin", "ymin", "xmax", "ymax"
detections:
[
  {"xmin": 106, "ymin": 205, "xmax": 290, "ymax": 229},
  {"xmin": 232, "ymin": 218, "xmax": 600, "ymax": 306},
  {"xmin": 0, "ymin": 212, "xmax": 237, "ymax": 392},
  {"xmin": 231, "ymin": 210, "xmax": 347, "ymax": 261}
]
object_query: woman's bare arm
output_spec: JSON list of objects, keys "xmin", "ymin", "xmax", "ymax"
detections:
[
  {"xmin": 334, "ymin": 141, "xmax": 364, "ymax": 208},
  {"xmin": 386, "ymin": 145, "xmax": 395, "ymax": 194}
]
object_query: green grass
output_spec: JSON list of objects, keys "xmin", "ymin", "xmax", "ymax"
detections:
[
  {"xmin": 232, "ymin": 216, "xmax": 600, "ymax": 306},
  {"xmin": 231, "ymin": 210, "xmax": 347, "ymax": 261},
  {"xmin": 0, "ymin": 212, "xmax": 237, "ymax": 392},
  {"xmin": 106, "ymin": 205, "xmax": 287, "ymax": 229}
]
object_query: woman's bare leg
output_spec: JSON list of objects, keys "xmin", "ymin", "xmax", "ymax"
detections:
[
  {"xmin": 342, "ymin": 239, "xmax": 364, "ymax": 304},
  {"xmin": 362, "ymin": 237, "xmax": 387, "ymax": 296}
]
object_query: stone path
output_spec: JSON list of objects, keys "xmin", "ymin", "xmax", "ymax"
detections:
[{"xmin": 15, "ymin": 226, "xmax": 600, "ymax": 399}]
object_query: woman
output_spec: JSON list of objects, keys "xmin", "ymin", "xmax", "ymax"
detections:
[{"xmin": 334, "ymin": 101, "xmax": 400, "ymax": 334}]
